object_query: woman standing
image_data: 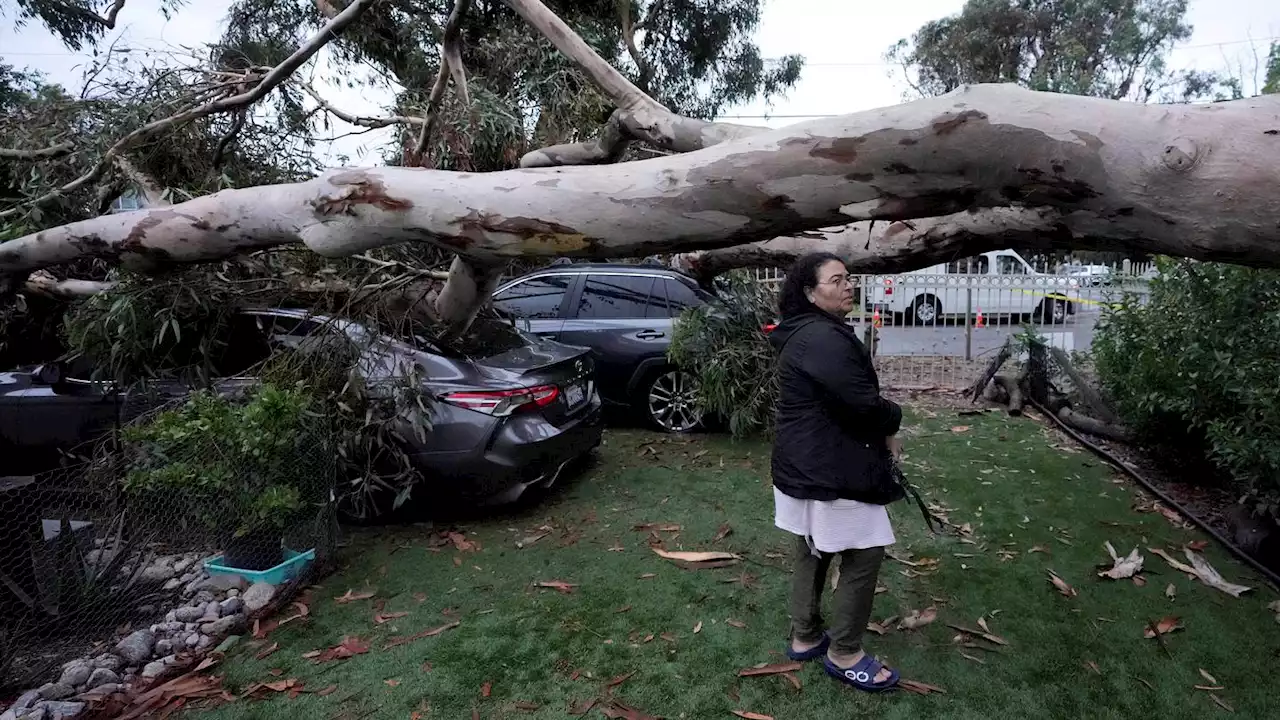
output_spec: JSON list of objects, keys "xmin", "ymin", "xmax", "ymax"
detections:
[{"xmin": 769, "ymin": 252, "xmax": 905, "ymax": 692}]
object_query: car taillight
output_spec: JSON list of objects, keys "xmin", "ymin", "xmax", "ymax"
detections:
[
  {"xmin": 442, "ymin": 385, "xmax": 560, "ymax": 416},
  {"xmin": 763, "ymin": 323, "xmax": 777, "ymax": 333},
  {"xmin": 883, "ymin": 278, "xmax": 894, "ymax": 296}
]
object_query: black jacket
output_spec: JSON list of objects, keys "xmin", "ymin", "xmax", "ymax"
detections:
[{"xmin": 770, "ymin": 310, "xmax": 904, "ymax": 503}]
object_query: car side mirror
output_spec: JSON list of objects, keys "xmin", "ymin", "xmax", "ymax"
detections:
[{"xmin": 34, "ymin": 362, "xmax": 64, "ymax": 386}]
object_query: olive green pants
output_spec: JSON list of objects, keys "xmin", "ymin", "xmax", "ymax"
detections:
[{"xmin": 787, "ymin": 533, "xmax": 886, "ymax": 656}]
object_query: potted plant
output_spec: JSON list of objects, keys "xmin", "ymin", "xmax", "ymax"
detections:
[{"xmin": 222, "ymin": 485, "xmax": 303, "ymax": 571}]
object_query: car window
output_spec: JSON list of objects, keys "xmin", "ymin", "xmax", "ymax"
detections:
[
  {"xmin": 947, "ymin": 256, "xmax": 989, "ymax": 274},
  {"xmin": 208, "ymin": 314, "xmax": 274, "ymax": 378},
  {"xmin": 662, "ymin": 278, "xmax": 708, "ymax": 318},
  {"xmin": 576, "ymin": 275, "xmax": 657, "ymax": 319},
  {"xmin": 996, "ymin": 255, "xmax": 1027, "ymax": 275},
  {"xmin": 492, "ymin": 276, "xmax": 571, "ymax": 319},
  {"xmin": 430, "ymin": 318, "xmax": 531, "ymax": 358}
]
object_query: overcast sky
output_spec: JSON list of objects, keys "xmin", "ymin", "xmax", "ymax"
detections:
[{"xmin": 2, "ymin": 0, "xmax": 1276, "ymax": 165}]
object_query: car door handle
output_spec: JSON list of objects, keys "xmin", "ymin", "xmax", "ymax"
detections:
[{"xmin": 635, "ymin": 329, "xmax": 666, "ymax": 340}]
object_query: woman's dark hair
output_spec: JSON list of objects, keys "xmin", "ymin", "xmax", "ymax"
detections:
[{"xmin": 778, "ymin": 252, "xmax": 846, "ymax": 319}]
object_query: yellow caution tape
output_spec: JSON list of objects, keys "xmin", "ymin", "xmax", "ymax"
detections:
[{"xmin": 1011, "ymin": 288, "xmax": 1120, "ymax": 308}]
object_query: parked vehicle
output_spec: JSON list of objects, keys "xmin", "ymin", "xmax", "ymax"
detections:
[
  {"xmin": 1063, "ymin": 263, "xmax": 1113, "ymax": 287},
  {"xmin": 863, "ymin": 249, "xmax": 1080, "ymax": 325},
  {"xmin": 491, "ymin": 261, "xmax": 714, "ymax": 433},
  {"xmin": 0, "ymin": 308, "xmax": 603, "ymax": 513}
]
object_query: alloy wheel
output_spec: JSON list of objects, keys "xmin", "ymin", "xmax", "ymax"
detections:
[{"xmin": 647, "ymin": 370, "xmax": 703, "ymax": 433}]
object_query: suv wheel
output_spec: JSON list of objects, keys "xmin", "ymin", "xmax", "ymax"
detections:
[{"xmin": 640, "ymin": 368, "xmax": 703, "ymax": 433}]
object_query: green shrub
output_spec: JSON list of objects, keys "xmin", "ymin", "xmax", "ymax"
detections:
[
  {"xmin": 1092, "ymin": 259, "xmax": 1280, "ymax": 516},
  {"xmin": 121, "ymin": 383, "xmax": 315, "ymax": 537},
  {"xmin": 668, "ymin": 271, "xmax": 778, "ymax": 438}
]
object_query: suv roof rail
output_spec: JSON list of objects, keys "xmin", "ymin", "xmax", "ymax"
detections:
[
  {"xmin": 549, "ymin": 257, "xmax": 575, "ymax": 266},
  {"xmin": 639, "ymin": 256, "xmax": 666, "ymax": 267}
]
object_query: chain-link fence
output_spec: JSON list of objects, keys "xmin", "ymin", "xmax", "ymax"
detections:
[{"xmin": 1, "ymin": 383, "xmax": 337, "ymax": 703}]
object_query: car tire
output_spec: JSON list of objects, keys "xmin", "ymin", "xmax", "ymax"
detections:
[
  {"xmin": 636, "ymin": 367, "xmax": 703, "ymax": 434},
  {"xmin": 1035, "ymin": 298, "xmax": 1067, "ymax": 324},
  {"xmin": 911, "ymin": 295, "xmax": 942, "ymax": 326}
]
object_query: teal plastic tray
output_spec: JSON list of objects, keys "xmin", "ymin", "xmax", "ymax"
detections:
[{"xmin": 203, "ymin": 547, "xmax": 316, "ymax": 586}]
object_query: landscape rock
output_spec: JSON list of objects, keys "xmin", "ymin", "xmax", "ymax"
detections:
[
  {"xmin": 79, "ymin": 684, "xmax": 121, "ymax": 698},
  {"xmin": 198, "ymin": 574, "xmax": 247, "ymax": 593},
  {"xmin": 36, "ymin": 683, "xmax": 72, "ymax": 701},
  {"xmin": 179, "ymin": 571, "xmax": 196, "ymax": 584},
  {"xmin": 194, "ymin": 590, "xmax": 215, "ymax": 604},
  {"xmin": 140, "ymin": 564, "xmax": 176, "ymax": 584},
  {"xmin": 10, "ymin": 690, "xmax": 41, "ymax": 711},
  {"xmin": 34, "ymin": 700, "xmax": 85, "ymax": 719},
  {"xmin": 172, "ymin": 557, "xmax": 192, "ymax": 574},
  {"xmin": 184, "ymin": 623, "xmax": 197, "ymax": 632},
  {"xmin": 153, "ymin": 640, "xmax": 173, "ymax": 657},
  {"xmin": 113, "ymin": 630, "xmax": 154, "ymax": 665},
  {"xmin": 90, "ymin": 655, "xmax": 122, "ymax": 672},
  {"xmin": 164, "ymin": 610, "xmax": 177, "ymax": 623},
  {"xmin": 242, "ymin": 582, "xmax": 276, "ymax": 613},
  {"xmin": 200, "ymin": 602, "xmax": 220, "ymax": 622},
  {"xmin": 196, "ymin": 635, "xmax": 213, "ymax": 650},
  {"xmin": 139, "ymin": 660, "xmax": 167, "ymax": 680},
  {"xmin": 201, "ymin": 614, "xmax": 245, "ymax": 637},
  {"xmin": 173, "ymin": 606, "xmax": 204, "ymax": 623},
  {"xmin": 86, "ymin": 668, "xmax": 120, "ymax": 689},
  {"xmin": 56, "ymin": 664, "xmax": 90, "ymax": 689},
  {"xmin": 219, "ymin": 597, "xmax": 244, "ymax": 616},
  {"xmin": 185, "ymin": 633, "xmax": 200, "ymax": 648},
  {"xmin": 10, "ymin": 709, "xmax": 43, "ymax": 720},
  {"xmin": 135, "ymin": 604, "xmax": 157, "ymax": 616},
  {"xmin": 162, "ymin": 577, "xmax": 183, "ymax": 592},
  {"xmin": 226, "ymin": 588, "xmax": 240, "ymax": 598}
]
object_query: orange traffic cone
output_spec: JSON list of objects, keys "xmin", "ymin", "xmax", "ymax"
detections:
[
  {"xmin": 872, "ymin": 308, "xmax": 882, "ymax": 328},
  {"xmin": 975, "ymin": 307, "xmax": 985, "ymax": 328}
]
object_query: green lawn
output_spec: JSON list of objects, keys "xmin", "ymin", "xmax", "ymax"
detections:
[{"xmin": 189, "ymin": 408, "xmax": 1280, "ymax": 719}]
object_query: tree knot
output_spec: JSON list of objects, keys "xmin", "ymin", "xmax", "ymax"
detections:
[{"xmin": 1160, "ymin": 137, "xmax": 1202, "ymax": 173}]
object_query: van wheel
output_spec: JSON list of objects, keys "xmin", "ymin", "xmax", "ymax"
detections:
[
  {"xmin": 911, "ymin": 295, "xmax": 942, "ymax": 326},
  {"xmin": 636, "ymin": 367, "xmax": 703, "ymax": 433},
  {"xmin": 1035, "ymin": 298, "xmax": 1067, "ymax": 324}
]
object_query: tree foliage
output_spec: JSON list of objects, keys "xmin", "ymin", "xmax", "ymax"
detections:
[
  {"xmin": 1092, "ymin": 261, "xmax": 1280, "ymax": 517},
  {"xmin": 1265, "ymin": 42, "xmax": 1280, "ymax": 95},
  {"xmin": 887, "ymin": 0, "xmax": 1237, "ymax": 102}
]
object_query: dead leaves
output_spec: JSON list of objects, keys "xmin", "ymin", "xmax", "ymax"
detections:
[
  {"xmin": 382, "ymin": 621, "xmax": 460, "ymax": 650},
  {"xmin": 650, "ymin": 547, "xmax": 740, "ymax": 568},
  {"xmin": 448, "ymin": 531, "xmax": 479, "ymax": 552},
  {"xmin": 1143, "ymin": 616, "xmax": 1184, "ymax": 639},
  {"xmin": 536, "ymin": 580, "xmax": 578, "ymax": 594},
  {"xmin": 899, "ymin": 679, "xmax": 947, "ymax": 695},
  {"xmin": 1047, "ymin": 569, "xmax": 1079, "ymax": 597},
  {"xmin": 713, "ymin": 523, "xmax": 734, "ymax": 543},
  {"xmin": 307, "ymin": 636, "xmax": 370, "ymax": 664},
  {"xmin": 1150, "ymin": 548, "xmax": 1253, "ymax": 597},
  {"xmin": 946, "ymin": 622, "xmax": 1008, "ymax": 647},
  {"xmin": 737, "ymin": 661, "xmax": 803, "ymax": 678},
  {"xmin": 950, "ymin": 425, "xmax": 972, "ymax": 434},
  {"xmin": 726, "ymin": 619, "xmax": 747, "ymax": 629},
  {"xmin": 898, "ymin": 607, "xmax": 938, "ymax": 630},
  {"xmin": 731, "ymin": 712, "xmax": 774, "ymax": 720},
  {"xmin": 1098, "ymin": 542, "xmax": 1144, "ymax": 580},
  {"xmin": 374, "ymin": 611, "xmax": 409, "ymax": 624},
  {"xmin": 333, "ymin": 589, "xmax": 376, "ymax": 604}
]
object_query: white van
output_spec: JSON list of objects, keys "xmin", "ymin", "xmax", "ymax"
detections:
[{"xmin": 863, "ymin": 249, "xmax": 1080, "ymax": 325}]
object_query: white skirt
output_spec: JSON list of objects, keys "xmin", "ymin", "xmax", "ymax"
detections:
[{"xmin": 773, "ymin": 487, "xmax": 896, "ymax": 553}]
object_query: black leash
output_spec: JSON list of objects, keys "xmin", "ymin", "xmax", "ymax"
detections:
[{"xmin": 890, "ymin": 458, "xmax": 941, "ymax": 535}]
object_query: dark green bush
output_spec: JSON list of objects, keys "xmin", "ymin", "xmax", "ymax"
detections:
[
  {"xmin": 668, "ymin": 271, "xmax": 778, "ymax": 438},
  {"xmin": 1092, "ymin": 260, "xmax": 1280, "ymax": 516}
]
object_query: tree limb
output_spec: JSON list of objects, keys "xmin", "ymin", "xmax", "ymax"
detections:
[
  {"xmin": 301, "ymin": 83, "xmax": 424, "ymax": 128},
  {"xmin": 55, "ymin": 0, "xmax": 127, "ymax": 28},
  {"xmin": 113, "ymin": 156, "xmax": 169, "ymax": 207},
  {"xmin": 0, "ymin": 142, "xmax": 74, "ymax": 160},
  {"xmin": 617, "ymin": 0, "xmax": 650, "ymax": 91},
  {"xmin": 1, "ymin": 84, "xmax": 1278, "ymax": 288},
  {"xmin": 212, "ymin": 111, "xmax": 247, "ymax": 168},
  {"xmin": 0, "ymin": 0, "xmax": 381, "ymax": 220},
  {"xmin": 22, "ymin": 271, "xmax": 116, "ymax": 298},
  {"xmin": 412, "ymin": 0, "xmax": 472, "ymax": 161}
]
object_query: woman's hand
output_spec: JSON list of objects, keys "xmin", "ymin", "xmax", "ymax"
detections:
[{"xmin": 886, "ymin": 435, "xmax": 903, "ymax": 461}]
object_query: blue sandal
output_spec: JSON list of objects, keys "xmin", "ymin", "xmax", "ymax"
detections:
[
  {"xmin": 823, "ymin": 653, "xmax": 900, "ymax": 692},
  {"xmin": 785, "ymin": 633, "xmax": 830, "ymax": 661}
]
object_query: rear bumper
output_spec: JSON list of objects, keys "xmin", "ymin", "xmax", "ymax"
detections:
[{"xmin": 407, "ymin": 392, "xmax": 604, "ymax": 505}]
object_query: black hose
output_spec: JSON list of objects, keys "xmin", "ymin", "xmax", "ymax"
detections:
[{"xmin": 1028, "ymin": 398, "xmax": 1280, "ymax": 593}]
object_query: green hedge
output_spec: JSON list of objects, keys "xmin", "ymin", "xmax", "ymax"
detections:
[{"xmin": 1092, "ymin": 260, "xmax": 1280, "ymax": 517}]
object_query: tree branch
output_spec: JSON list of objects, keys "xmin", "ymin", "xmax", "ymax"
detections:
[
  {"xmin": 56, "ymin": 0, "xmax": 127, "ymax": 28},
  {"xmin": 0, "ymin": 0, "xmax": 381, "ymax": 220},
  {"xmin": 301, "ymin": 83, "xmax": 424, "ymax": 128},
  {"xmin": 113, "ymin": 155, "xmax": 169, "ymax": 207},
  {"xmin": 617, "ymin": 0, "xmax": 650, "ymax": 91},
  {"xmin": 0, "ymin": 142, "xmax": 74, "ymax": 160},
  {"xmin": 22, "ymin": 271, "xmax": 116, "ymax": 298},
  {"xmin": 411, "ymin": 0, "xmax": 472, "ymax": 161},
  {"xmin": 2, "ymin": 85, "xmax": 1277, "ymax": 283}
]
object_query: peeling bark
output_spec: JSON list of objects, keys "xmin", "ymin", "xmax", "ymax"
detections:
[
  {"xmin": 2, "ymin": 85, "xmax": 1280, "ymax": 293},
  {"xmin": 22, "ymin": 272, "xmax": 116, "ymax": 298},
  {"xmin": 433, "ymin": 256, "xmax": 504, "ymax": 335},
  {"xmin": 0, "ymin": 142, "xmax": 74, "ymax": 160}
]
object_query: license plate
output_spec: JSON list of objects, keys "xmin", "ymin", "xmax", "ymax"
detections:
[{"xmin": 564, "ymin": 382, "xmax": 585, "ymax": 408}]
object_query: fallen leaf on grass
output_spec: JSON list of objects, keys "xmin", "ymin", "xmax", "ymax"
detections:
[
  {"xmin": 615, "ymin": 605, "xmax": 632, "ymax": 614},
  {"xmin": 1211, "ymin": 694, "xmax": 1234, "ymax": 712},
  {"xmin": 516, "ymin": 532, "xmax": 549, "ymax": 549},
  {"xmin": 382, "ymin": 621, "xmax": 461, "ymax": 650},
  {"xmin": 536, "ymin": 580, "xmax": 578, "ymax": 594},
  {"xmin": 1186, "ymin": 540, "xmax": 1209, "ymax": 551},
  {"xmin": 333, "ymin": 589, "xmax": 375, "ymax": 604},
  {"xmin": 1028, "ymin": 545, "xmax": 1049, "ymax": 554},
  {"xmin": 731, "ymin": 712, "xmax": 774, "ymax": 720},
  {"xmin": 311, "ymin": 636, "xmax": 370, "ymax": 663},
  {"xmin": 737, "ymin": 662, "xmax": 803, "ymax": 678},
  {"xmin": 898, "ymin": 607, "xmax": 938, "ymax": 630},
  {"xmin": 1048, "ymin": 570, "xmax": 1078, "ymax": 597},
  {"xmin": 1143, "ymin": 616, "xmax": 1184, "ymax": 639},
  {"xmin": 1098, "ymin": 542, "xmax": 1144, "ymax": 580},
  {"xmin": 1150, "ymin": 548, "xmax": 1252, "ymax": 597},
  {"xmin": 693, "ymin": 621, "xmax": 703, "ymax": 634},
  {"xmin": 659, "ymin": 632, "xmax": 676, "ymax": 643},
  {"xmin": 714, "ymin": 524, "xmax": 733, "ymax": 542},
  {"xmin": 944, "ymin": 623, "xmax": 1008, "ymax": 646},
  {"xmin": 513, "ymin": 701, "xmax": 539, "ymax": 711},
  {"xmin": 481, "ymin": 681, "xmax": 491, "ymax": 697},
  {"xmin": 1132, "ymin": 575, "xmax": 1148, "ymax": 587},
  {"xmin": 1196, "ymin": 685, "xmax": 1226, "ymax": 691},
  {"xmin": 1166, "ymin": 584, "xmax": 1176, "ymax": 600},
  {"xmin": 650, "ymin": 547, "xmax": 740, "ymax": 565},
  {"xmin": 1085, "ymin": 661, "xmax": 1101, "ymax": 675},
  {"xmin": 780, "ymin": 672, "xmax": 801, "ymax": 690},
  {"xmin": 637, "ymin": 573, "xmax": 657, "ymax": 580},
  {"xmin": 726, "ymin": 619, "xmax": 747, "ymax": 629},
  {"xmin": 959, "ymin": 651, "xmax": 985, "ymax": 664},
  {"xmin": 899, "ymin": 679, "xmax": 947, "ymax": 695},
  {"xmin": 633, "ymin": 523, "xmax": 681, "ymax": 532},
  {"xmin": 254, "ymin": 643, "xmax": 279, "ymax": 661},
  {"xmin": 413, "ymin": 592, "xmax": 427, "ymax": 603},
  {"xmin": 316, "ymin": 684, "xmax": 338, "ymax": 696},
  {"xmin": 568, "ymin": 698, "xmax": 598, "ymax": 716},
  {"xmin": 448, "ymin": 531, "xmax": 477, "ymax": 552},
  {"xmin": 374, "ymin": 611, "xmax": 409, "ymax": 624},
  {"xmin": 384, "ymin": 679, "xmax": 400, "ymax": 687},
  {"xmin": 605, "ymin": 671, "xmax": 635, "ymax": 690},
  {"xmin": 951, "ymin": 426, "xmax": 971, "ymax": 433},
  {"xmin": 599, "ymin": 700, "xmax": 660, "ymax": 719},
  {"xmin": 1199, "ymin": 668, "xmax": 1219, "ymax": 685}
]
